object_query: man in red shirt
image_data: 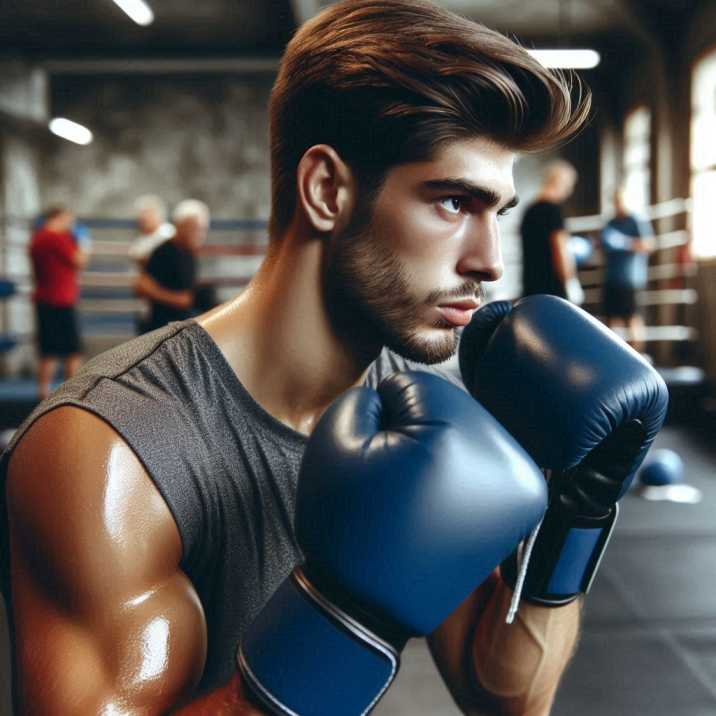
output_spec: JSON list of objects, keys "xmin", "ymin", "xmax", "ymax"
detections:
[{"xmin": 29, "ymin": 206, "xmax": 90, "ymax": 399}]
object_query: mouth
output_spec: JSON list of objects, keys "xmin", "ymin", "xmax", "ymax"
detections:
[{"xmin": 435, "ymin": 298, "xmax": 480, "ymax": 327}]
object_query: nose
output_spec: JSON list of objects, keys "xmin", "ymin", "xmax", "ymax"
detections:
[{"xmin": 456, "ymin": 215, "xmax": 504, "ymax": 283}]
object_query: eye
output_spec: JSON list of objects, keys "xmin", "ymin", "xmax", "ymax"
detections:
[
  {"xmin": 497, "ymin": 208, "xmax": 512, "ymax": 220},
  {"xmin": 439, "ymin": 197, "xmax": 464, "ymax": 215}
]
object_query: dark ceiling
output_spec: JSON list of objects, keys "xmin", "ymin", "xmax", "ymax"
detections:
[
  {"xmin": 0, "ymin": 0, "xmax": 297, "ymax": 58},
  {"xmin": 0, "ymin": 0, "xmax": 705, "ymax": 61}
]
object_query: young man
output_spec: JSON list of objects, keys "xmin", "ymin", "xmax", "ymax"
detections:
[
  {"xmin": 133, "ymin": 199, "xmax": 210, "ymax": 332},
  {"xmin": 2, "ymin": 1, "xmax": 590, "ymax": 713},
  {"xmin": 28, "ymin": 206, "xmax": 90, "ymax": 399},
  {"xmin": 520, "ymin": 160, "xmax": 583, "ymax": 304}
]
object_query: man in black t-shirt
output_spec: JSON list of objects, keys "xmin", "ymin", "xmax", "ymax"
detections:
[
  {"xmin": 520, "ymin": 160, "xmax": 581, "ymax": 301},
  {"xmin": 134, "ymin": 199, "xmax": 209, "ymax": 332}
]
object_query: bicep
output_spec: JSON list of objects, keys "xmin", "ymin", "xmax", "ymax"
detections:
[
  {"xmin": 11, "ymin": 563, "xmax": 205, "ymax": 714},
  {"xmin": 6, "ymin": 408, "xmax": 207, "ymax": 713}
]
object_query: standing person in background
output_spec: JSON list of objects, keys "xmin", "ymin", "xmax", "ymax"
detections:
[
  {"xmin": 29, "ymin": 206, "xmax": 90, "ymax": 399},
  {"xmin": 520, "ymin": 159, "xmax": 584, "ymax": 304},
  {"xmin": 601, "ymin": 186, "xmax": 655, "ymax": 353},
  {"xmin": 129, "ymin": 195, "xmax": 175, "ymax": 334},
  {"xmin": 128, "ymin": 195, "xmax": 175, "ymax": 266},
  {"xmin": 133, "ymin": 199, "xmax": 209, "ymax": 332}
]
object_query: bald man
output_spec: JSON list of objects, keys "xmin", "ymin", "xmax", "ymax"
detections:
[{"xmin": 520, "ymin": 160, "xmax": 583, "ymax": 303}]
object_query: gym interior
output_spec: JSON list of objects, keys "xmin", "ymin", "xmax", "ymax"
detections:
[{"xmin": 1, "ymin": 1, "xmax": 716, "ymax": 714}]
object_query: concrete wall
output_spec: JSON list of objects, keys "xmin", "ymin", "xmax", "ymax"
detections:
[
  {"xmin": 44, "ymin": 74, "xmax": 274, "ymax": 220},
  {"xmin": 0, "ymin": 61, "xmax": 47, "ymax": 124}
]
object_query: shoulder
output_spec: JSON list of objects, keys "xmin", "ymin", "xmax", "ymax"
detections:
[
  {"xmin": 148, "ymin": 239, "xmax": 174, "ymax": 264},
  {"xmin": 7, "ymin": 406, "xmax": 183, "ymax": 581},
  {"xmin": 545, "ymin": 202, "xmax": 564, "ymax": 222},
  {"xmin": 6, "ymin": 407, "xmax": 208, "ymax": 712}
]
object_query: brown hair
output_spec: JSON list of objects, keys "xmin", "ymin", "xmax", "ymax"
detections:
[
  {"xmin": 42, "ymin": 206, "xmax": 70, "ymax": 222},
  {"xmin": 268, "ymin": 0, "xmax": 591, "ymax": 236}
]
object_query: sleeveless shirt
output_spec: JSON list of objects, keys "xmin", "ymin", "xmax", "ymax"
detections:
[{"xmin": 0, "ymin": 320, "xmax": 462, "ymax": 695}]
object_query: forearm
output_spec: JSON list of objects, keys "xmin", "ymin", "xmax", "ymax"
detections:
[
  {"xmin": 74, "ymin": 249, "xmax": 90, "ymax": 269},
  {"xmin": 469, "ymin": 579, "xmax": 580, "ymax": 716},
  {"xmin": 135, "ymin": 273, "xmax": 192, "ymax": 309},
  {"xmin": 550, "ymin": 231, "xmax": 576, "ymax": 285}
]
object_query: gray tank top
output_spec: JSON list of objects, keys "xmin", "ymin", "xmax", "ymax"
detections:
[{"xmin": 0, "ymin": 320, "xmax": 462, "ymax": 696}]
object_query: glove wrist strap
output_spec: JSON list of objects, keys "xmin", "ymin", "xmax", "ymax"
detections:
[
  {"xmin": 502, "ymin": 504, "xmax": 619, "ymax": 607},
  {"xmin": 238, "ymin": 567, "xmax": 399, "ymax": 715}
]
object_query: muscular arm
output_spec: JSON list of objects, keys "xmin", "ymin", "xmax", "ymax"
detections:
[
  {"xmin": 134, "ymin": 272, "xmax": 193, "ymax": 310},
  {"xmin": 7, "ymin": 407, "xmax": 262, "ymax": 715},
  {"xmin": 428, "ymin": 572, "xmax": 579, "ymax": 716}
]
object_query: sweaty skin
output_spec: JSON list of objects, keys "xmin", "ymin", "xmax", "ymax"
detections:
[{"xmin": 6, "ymin": 137, "xmax": 578, "ymax": 714}]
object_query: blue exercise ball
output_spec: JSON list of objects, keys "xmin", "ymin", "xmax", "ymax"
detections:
[{"xmin": 639, "ymin": 449, "xmax": 684, "ymax": 487}]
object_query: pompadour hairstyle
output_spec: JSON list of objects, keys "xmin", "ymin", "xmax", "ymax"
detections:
[{"xmin": 268, "ymin": 0, "xmax": 591, "ymax": 236}]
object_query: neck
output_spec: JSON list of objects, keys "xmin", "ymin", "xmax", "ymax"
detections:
[{"xmin": 199, "ymin": 221, "xmax": 378, "ymax": 435}]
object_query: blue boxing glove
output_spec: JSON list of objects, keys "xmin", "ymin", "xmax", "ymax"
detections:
[
  {"xmin": 459, "ymin": 295, "xmax": 669, "ymax": 606},
  {"xmin": 238, "ymin": 371, "xmax": 547, "ymax": 715}
]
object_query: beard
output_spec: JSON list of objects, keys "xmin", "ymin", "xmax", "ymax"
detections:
[{"xmin": 323, "ymin": 203, "xmax": 482, "ymax": 365}]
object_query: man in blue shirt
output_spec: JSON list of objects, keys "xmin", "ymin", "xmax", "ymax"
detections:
[{"xmin": 601, "ymin": 187, "xmax": 655, "ymax": 353}]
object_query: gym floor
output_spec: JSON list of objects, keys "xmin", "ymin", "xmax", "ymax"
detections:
[{"xmin": 376, "ymin": 421, "xmax": 716, "ymax": 716}]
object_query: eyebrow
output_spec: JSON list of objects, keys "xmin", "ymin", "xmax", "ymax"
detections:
[{"xmin": 423, "ymin": 179, "xmax": 519, "ymax": 210}]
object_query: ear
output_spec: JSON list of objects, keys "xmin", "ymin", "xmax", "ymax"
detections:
[{"xmin": 296, "ymin": 145, "xmax": 355, "ymax": 233}]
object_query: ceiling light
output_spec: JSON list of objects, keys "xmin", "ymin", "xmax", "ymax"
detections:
[
  {"xmin": 49, "ymin": 118, "xmax": 94, "ymax": 145},
  {"xmin": 527, "ymin": 49, "xmax": 601, "ymax": 70},
  {"xmin": 111, "ymin": 0, "xmax": 154, "ymax": 26}
]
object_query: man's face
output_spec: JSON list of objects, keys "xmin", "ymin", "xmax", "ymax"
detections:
[
  {"xmin": 175, "ymin": 215, "xmax": 208, "ymax": 251},
  {"xmin": 613, "ymin": 189, "xmax": 628, "ymax": 215},
  {"xmin": 138, "ymin": 208, "xmax": 161, "ymax": 235},
  {"xmin": 59, "ymin": 211, "xmax": 75, "ymax": 232},
  {"xmin": 324, "ymin": 136, "xmax": 515, "ymax": 364},
  {"xmin": 557, "ymin": 170, "xmax": 577, "ymax": 202}
]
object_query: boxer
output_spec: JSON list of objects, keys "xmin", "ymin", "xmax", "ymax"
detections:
[{"xmin": 2, "ymin": 1, "xmax": 591, "ymax": 713}]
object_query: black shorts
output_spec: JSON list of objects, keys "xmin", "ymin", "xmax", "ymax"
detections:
[
  {"xmin": 602, "ymin": 284, "xmax": 638, "ymax": 319},
  {"xmin": 35, "ymin": 303, "xmax": 81, "ymax": 357}
]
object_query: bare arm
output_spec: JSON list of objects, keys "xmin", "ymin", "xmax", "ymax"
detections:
[
  {"xmin": 7, "ymin": 407, "xmax": 264, "ymax": 715},
  {"xmin": 428, "ymin": 572, "xmax": 580, "ymax": 716},
  {"xmin": 134, "ymin": 272, "xmax": 193, "ymax": 310},
  {"xmin": 73, "ymin": 248, "xmax": 91, "ymax": 269},
  {"xmin": 633, "ymin": 237, "xmax": 655, "ymax": 253},
  {"xmin": 549, "ymin": 230, "xmax": 577, "ymax": 286}
]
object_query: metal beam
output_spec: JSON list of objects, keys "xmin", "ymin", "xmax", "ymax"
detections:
[{"xmin": 43, "ymin": 57, "xmax": 281, "ymax": 76}]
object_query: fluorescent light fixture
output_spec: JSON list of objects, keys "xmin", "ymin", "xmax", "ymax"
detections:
[
  {"xmin": 111, "ymin": 0, "xmax": 154, "ymax": 26},
  {"xmin": 527, "ymin": 49, "xmax": 601, "ymax": 69},
  {"xmin": 49, "ymin": 117, "xmax": 94, "ymax": 145}
]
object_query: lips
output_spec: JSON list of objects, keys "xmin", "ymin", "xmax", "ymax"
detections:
[{"xmin": 436, "ymin": 298, "xmax": 480, "ymax": 327}]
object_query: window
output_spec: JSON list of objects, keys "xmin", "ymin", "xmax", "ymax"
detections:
[
  {"xmin": 691, "ymin": 48, "xmax": 716, "ymax": 259},
  {"xmin": 623, "ymin": 106, "xmax": 651, "ymax": 212}
]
